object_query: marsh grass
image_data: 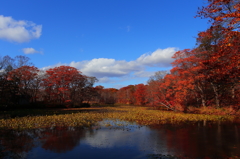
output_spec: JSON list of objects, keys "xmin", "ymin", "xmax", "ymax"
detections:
[{"xmin": 0, "ymin": 106, "xmax": 235, "ymax": 130}]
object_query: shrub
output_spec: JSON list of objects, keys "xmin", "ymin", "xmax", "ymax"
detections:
[{"xmin": 198, "ymin": 106, "xmax": 237, "ymax": 115}]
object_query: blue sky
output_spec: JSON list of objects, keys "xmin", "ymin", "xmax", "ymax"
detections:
[{"xmin": 0, "ymin": 0, "xmax": 210, "ymax": 88}]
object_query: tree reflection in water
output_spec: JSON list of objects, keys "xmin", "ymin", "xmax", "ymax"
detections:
[
  {"xmin": 0, "ymin": 129, "xmax": 35, "ymax": 159},
  {"xmin": 0, "ymin": 127, "xmax": 93, "ymax": 159},
  {"xmin": 149, "ymin": 121, "xmax": 240, "ymax": 158},
  {"xmin": 39, "ymin": 127, "xmax": 88, "ymax": 153},
  {"xmin": 0, "ymin": 121, "xmax": 240, "ymax": 159}
]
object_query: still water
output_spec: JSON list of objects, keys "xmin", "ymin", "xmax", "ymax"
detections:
[{"xmin": 1, "ymin": 120, "xmax": 240, "ymax": 159}]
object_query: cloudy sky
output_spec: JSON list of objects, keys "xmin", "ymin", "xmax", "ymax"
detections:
[{"xmin": 0, "ymin": 0, "xmax": 209, "ymax": 88}]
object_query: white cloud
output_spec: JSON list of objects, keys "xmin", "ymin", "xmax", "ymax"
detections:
[
  {"xmin": 137, "ymin": 47, "xmax": 178, "ymax": 67},
  {"xmin": 42, "ymin": 47, "xmax": 178, "ymax": 87},
  {"xmin": 68, "ymin": 48, "xmax": 177, "ymax": 79},
  {"xmin": 0, "ymin": 15, "xmax": 42, "ymax": 43},
  {"xmin": 22, "ymin": 48, "xmax": 43, "ymax": 54},
  {"xmin": 70, "ymin": 58, "xmax": 142, "ymax": 78},
  {"xmin": 82, "ymin": 122, "xmax": 168, "ymax": 154}
]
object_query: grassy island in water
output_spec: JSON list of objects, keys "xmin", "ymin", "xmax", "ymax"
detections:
[{"xmin": 0, "ymin": 106, "xmax": 236, "ymax": 130}]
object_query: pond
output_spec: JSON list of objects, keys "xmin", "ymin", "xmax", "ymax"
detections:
[{"xmin": 0, "ymin": 120, "xmax": 240, "ymax": 159}]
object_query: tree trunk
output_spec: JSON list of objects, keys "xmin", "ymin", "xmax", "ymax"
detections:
[
  {"xmin": 211, "ymin": 82, "xmax": 220, "ymax": 108},
  {"xmin": 231, "ymin": 85, "xmax": 235, "ymax": 99},
  {"xmin": 197, "ymin": 82, "xmax": 206, "ymax": 107}
]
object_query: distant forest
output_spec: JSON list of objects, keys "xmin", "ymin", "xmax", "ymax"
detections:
[{"xmin": 0, "ymin": 0, "xmax": 239, "ymax": 113}]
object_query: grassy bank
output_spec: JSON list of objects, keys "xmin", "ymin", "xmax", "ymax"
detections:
[{"xmin": 0, "ymin": 106, "xmax": 235, "ymax": 130}]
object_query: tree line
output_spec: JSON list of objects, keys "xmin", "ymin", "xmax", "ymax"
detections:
[
  {"xmin": 1, "ymin": 0, "xmax": 239, "ymax": 111},
  {"xmin": 94, "ymin": 0, "xmax": 240, "ymax": 112},
  {"xmin": 0, "ymin": 55, "xmax": 98, "ymax": 108}
]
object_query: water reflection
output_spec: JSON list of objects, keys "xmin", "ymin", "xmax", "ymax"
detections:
[
  {"xmin": 39, "ymin": 127, "xmax": 89, "ymax": 153},
  {"xmin": 149, "ymin": 121, "xmax": 240, "ymax": 158},
  {"xmin": 0, "ymin": 121, "xmax": 240, "ymax": 159}
]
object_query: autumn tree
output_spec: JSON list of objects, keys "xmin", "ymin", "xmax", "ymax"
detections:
[
  {"xmin": 146, "ymin": 71, "xmax": 168, "ymax": 107},
  {"xmin": 134, "ymin": 84, "xmax": 147, "ymax": 105},
  {"xmin": 146, "ymin": 72, "xmax": 178, "ymax": 111},
  {"xmin": 117, "ymin": 85, "xmax": 135, "ymax": 105},
  {"xmin": 43, "ymin": 66, "xmax": 81, "ymax": 106},
  {"xmin": 101, "ymin": 88, "xmax": 118, "ymax": 104},
  {"xmin": 195, "ymin": 0, "xmax": 240, "ymax": 108},
  {"xmin": 196, "ymin": 25, "xmax": 240, "ymax": 107},
  {"xmin": 72, "ymin": 76, "xmax": 98, "ymax": 105},
  {"xmin": 93, "ymin": 85, "xmax": 104, "ymax": 104},
  {"xmin": 0, "ymin": 55, "xmax": 33, "ymax": 107},
  {"xmin": 114, "ymin": 0, "xmax": 240, "ymax": 111},
  {"xmin": 43, "ymin": 66, "xmax": 97, "ymax": 107},
  {"xmin": 171, "ymin": 49, "xmax": 211, "ymax": 108},
  {"xmin": 197, "ymin": 0, "xmax": 240, "ymax": 31},
  {"xmin": 8, "ymin": 66, "xmax": 40, "ymax": 104},
  {"xmin": 0, "ymin": 74, "xmax": 19, "ymax": 107}
]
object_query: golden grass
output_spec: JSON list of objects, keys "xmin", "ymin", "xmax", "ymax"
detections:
[{"xmin": 0, "ymin": 106, "xmax": 234, "ymax": 130}]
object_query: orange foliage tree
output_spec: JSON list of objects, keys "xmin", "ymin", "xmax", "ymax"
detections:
[
  {"xmin": 117, "ymin": 85, "xmax": 135, "ymax": 105},
  {"xmin": 43, "ymin": 66, "xmax": 97, "ymax": 107},
  {"xmin": 197, "ymin": 0, "xmax": 240, "ymax": 31},
  {"xmin": 112, "ymin": 0, "xmax": 240, "ymax": 111},
  {"xmin": 134, "ymin": 84, "xmax": 147, "ymax": 105}
]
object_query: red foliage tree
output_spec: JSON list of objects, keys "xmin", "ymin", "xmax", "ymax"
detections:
[
  {"xmin": 43, "ymin": 66, "xmax": 92, "ymax": 107},
  {"xmin": 134, "ymin": 84, "xmax": 147, "ymax": 105},
  {"xmin": 8, "ymin": 66, "xmax": 40, "ymax": 103},
  {"xmin": 196, "ymin": 26, "xmax": 240, "ymax": 107},
  {"xmin": 117, "ymin": 85, "xmax": 135, "ymax": 105},
  {"xmin": 197, "ymin": 0, "xmax": 240, "ymax": 31},
  {"xmin": 96, "ymin": 87, "xmax": 118, "ymax": 104}
]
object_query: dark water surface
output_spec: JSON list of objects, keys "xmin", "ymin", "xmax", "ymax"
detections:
[{"xmin": 1, "ymin": 120, "xmax": 240, "ymax": 159}]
